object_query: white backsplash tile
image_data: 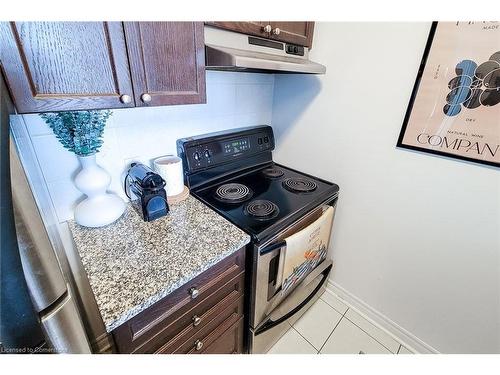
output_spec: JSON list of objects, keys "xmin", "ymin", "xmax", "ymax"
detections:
[
  {"xmin": 236, "ymin": 83, "xmax": 274, "ymax": 114},
  {"xmin": 23, "ymin": 113, "xmax": 53, "ymax": 136},
  {"xmin": 236, "ymin": 72, "xmax": 275, "ymax": 85},
  {"xmin": 30, "ymin": 135, "xmax": 80, "ymax": 183},
  {"xmin": 12, "ymin": 72, "xmax": 275, "ymax": 223},
  {"xmin": 205, "ymin": 70, "xmax": 239, "ymax": 85},
  {"xmin": 205, "ymin": 83, "xmax": 238, "ymax": 116},
  {"xmin": 235, "ymin": 111, "xmax": 273, "ymax": 128},
  {"xmin": 46, "ymin": 179, "xmax": 84, "ymax": 223}
]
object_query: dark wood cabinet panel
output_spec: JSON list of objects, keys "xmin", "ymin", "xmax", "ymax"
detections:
[
  {"xmin": 270, "ymin": 22, "xmax": 315, "ymax": 48},
  {"xmin": 206, "ymin": 21, "xmax": 270, "ymax": 39},
  {"xmin": 160, "ymin": 296, "xmax": 244, "ymax": 354},
  {"xmin": 152, "ymin": 273, "xmax": 244, "ymax": 354},
  {"xmin": 112, "ymin": 247, "xmax": 246, "ymax": 354},
  {"xmin": 0, "ymin": 22, "xmax": 135, "ymax": 113},
  {"xmin": 207, "ymin": 21, "xmax": 315, "ymax": 48},
  {"xmin": 118, "ymin": 272, "xmax": 244, "ymax": 353},
  {"xmin": 124, "ymin": 22, "xmax": 206, "ymax": 107},
  {"xmin": 202, "ymin": 317, "xmax": 244, "ymax": 354}
]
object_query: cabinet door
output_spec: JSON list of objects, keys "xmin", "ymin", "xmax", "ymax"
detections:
[
  {"xmin": 0, "ymin": 22, "xmax": 135, "ymax": 113},
  {"xmin": 270, "ymin": 22, "xmax": 315, "ymax": 48},
  {"xmin": 206, "ymin": 21, "xmax": 271, "ymax": 39},
  {"xmin": 124, "ymin": 22, "xmax": 206, "ymax": 107}
]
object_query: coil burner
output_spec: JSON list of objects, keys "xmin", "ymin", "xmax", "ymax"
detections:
[
  {"xmin": 215, "ymin": 183, "xmax": 252, "ymax": 203},
  {"xmin": 244, "ymin": 200, "xmax": 279, "ymax": 220},
  {"xmin": 262, "ymin": 167, "xmax": 285, "ymax": 179},
  {"xmin": 282, "ymin": 178, "xmax": 317, "ymax": 193}
]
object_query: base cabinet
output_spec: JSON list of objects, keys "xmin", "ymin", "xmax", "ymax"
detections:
[
  {"xmin": 112, "ymin": 248, "xmax": 246, "ymax": 354},
  {"xmin": 202, "ymin": 318, "xmax": 244, "ymax": 354}
]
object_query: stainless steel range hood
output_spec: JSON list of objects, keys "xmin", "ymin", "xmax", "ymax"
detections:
[{"xmin": 204, "ymin": 26, "xmax": 326, "ymax": 74}]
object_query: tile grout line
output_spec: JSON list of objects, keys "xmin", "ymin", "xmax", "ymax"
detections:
[
  {"xmin": 289, "ymin": 326, "xmax": 320, "ymax": 354},
  {"xmin": 317, "ymin": 307, "xmax": 350, "ymax": 353},
  {"xmin": 319, "ymin": 293, "xmax": 350, "ymax": 315},
  {"xmin": 343, "ymin": 314, "xmax": 398, "ymax": 353},
  {"xmin": 284, "ymin": 297, "xmax": 346, "ymax": 354},
  {"xmin": 325, "ymin": 292, "xmax": 401, "ymax": 353}
]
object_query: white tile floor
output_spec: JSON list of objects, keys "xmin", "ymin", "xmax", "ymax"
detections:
[{"xmin": 267, "ymin": 290, "xmax": 415, "ymax": 354}]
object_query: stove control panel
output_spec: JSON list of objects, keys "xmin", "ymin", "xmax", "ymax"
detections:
[{"xmin": 177, "ymin": 125, "xmax": 275, "ymax": 173}]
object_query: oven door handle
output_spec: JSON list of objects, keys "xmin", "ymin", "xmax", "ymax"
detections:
[
  {"xmin": 259, "ymin": 241, "xmax": 286, "ymax": 256},
  {"xmin": 254, "ymin": 263, "xmax": 332, "ymax": 336}
]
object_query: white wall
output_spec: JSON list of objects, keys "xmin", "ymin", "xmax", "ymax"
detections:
[
  {"xmin": 272, "ymin": 22, "xmax": 500, "ymax": 353},
  {"xmin": 11, "ymin": 71, "xmax": 274, "ymax": 223}
]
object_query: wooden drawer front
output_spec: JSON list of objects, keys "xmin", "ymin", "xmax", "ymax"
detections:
[
  {"xmin": 135, "ymin": 272, "xmax": 243, "ymax": 353},
  {"xmin": 202, "ymin": 318, "xmax": 244, "ymax": 354},
  {"xmin": 157, "ymin": 295, "xmax": 244, "ymax": 354},
  {"xmin": 112, "ymin": 247, "xmax": 245, "ymax": 353}
]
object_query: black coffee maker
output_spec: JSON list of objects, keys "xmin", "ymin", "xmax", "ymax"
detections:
[{"xmin": 125, "ymin": 163, "xmax": 169, "ymax": 222}]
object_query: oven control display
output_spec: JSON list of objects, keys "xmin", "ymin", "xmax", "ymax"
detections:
[{"xmin": 222, "ymin": 138, "xmax": 250, "ymax": 155}]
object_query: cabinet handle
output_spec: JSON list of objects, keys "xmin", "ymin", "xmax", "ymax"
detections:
[
  {"xmin": 194, "ymin": 339, "xmax": 203, "ymax": 351},
  {"xmin": 192, "ymin": 315, "xmax": 201, "ymax": 327},
  {"xmin": 272, "ymin": 28, "xmax": 281, "ymax": 36},
  {"xmin": 141, "ymin": 93, "xmax": 152, "ymax": 103},
  {"xmin": 188, "ymin": 287, "xmax": 199, "ymax": 299},
  {"xmin": 120, "ymin": 94, "xmax": 132, "ymax": 104},
  {"xmin": 262, "ymin": 24, "xmax": 272, "ymax": 34}
]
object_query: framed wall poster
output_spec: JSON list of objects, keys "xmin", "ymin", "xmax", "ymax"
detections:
[{"xmin": 397, "ymin": 22, "xmax": 500, "ymax": 167}]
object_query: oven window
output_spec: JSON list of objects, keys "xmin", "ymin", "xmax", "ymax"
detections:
[{"xmin": 267, "ymin": 253, "xmax": 281, "ymax": 301}]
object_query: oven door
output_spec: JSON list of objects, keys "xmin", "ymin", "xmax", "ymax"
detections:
[
  {"xmin": 250, "ymin": 203, "xmax": 335, "ymax": 328},
  {"xmin": 250, "ymin": 259, "xmax": 332, "ymax": 353},
  {"xmin": 248, "ymin": 202, "xmax": 336, "ymax": 353}
]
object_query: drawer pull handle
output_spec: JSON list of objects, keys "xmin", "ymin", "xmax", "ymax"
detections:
[
  {"xmin": 192, "ymin": 315, "xmax": 201, "ymax": 327},
  {"xmin": 194, "ymin": 339, "xmax": 203, "ymax": 351},
  {"xmin": 189, "ymin": 287, "xmax": 199, "ymax": 299}
]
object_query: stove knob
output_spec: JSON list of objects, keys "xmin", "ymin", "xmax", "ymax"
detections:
[
  {"xmin": 204, "ymin": 150, "xmax": 211, "ymax": 158},
  {"xmin": 193, "ymin": 152, "xmax": 200, "ymax": 161}
]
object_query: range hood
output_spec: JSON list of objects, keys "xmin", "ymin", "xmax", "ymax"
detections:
[{"xmin": 204, "ymin": 26, "xmax": 326, "ymax": 74}]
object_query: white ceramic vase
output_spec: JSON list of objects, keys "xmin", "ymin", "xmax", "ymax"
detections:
[{"xmin": 74, "ymin": 154, "xmax": 125, "ymax": 227}]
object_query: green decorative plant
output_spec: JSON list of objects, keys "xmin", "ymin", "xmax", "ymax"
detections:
[{"xmin": 40, "ymin": 110, "xmax": 112, "ymax": 156}]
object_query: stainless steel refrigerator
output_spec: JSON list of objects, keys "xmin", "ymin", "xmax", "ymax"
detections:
[{"xmin": 1, "ymin": 76, "xmax": 91, "ymax": 353}]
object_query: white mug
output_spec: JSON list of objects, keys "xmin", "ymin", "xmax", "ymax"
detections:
[{"xmin": 153, "ymin": 155, "xmax": 184, "ymax": 197}]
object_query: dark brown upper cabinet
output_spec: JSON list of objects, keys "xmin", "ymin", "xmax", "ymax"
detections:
[
  {"xmin": 124, "ymin": 22, "xmax": 206, "ymax": 107},
  {"xmin": 0, "ymin": 22, "xmax": 135, "ymax": 113},
  {"xmin": 0, "ymin": 22, "xmax": 206, "ymax": 114},
  {"xmin": 206, "ymin": 21, "xmax": 270, "ymax": 39},
  {"xmin": 269, "ymin": 22, "xmax": 315, "ymax": 48},
  {"xmin": 207, "ymin": 22, "xmax": 315, "ymax": 48}
]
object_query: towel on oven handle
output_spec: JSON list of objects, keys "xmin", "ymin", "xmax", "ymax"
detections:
[{"xmin": 281, "ymin": 206, "xmax": 334, "ymax": 295}]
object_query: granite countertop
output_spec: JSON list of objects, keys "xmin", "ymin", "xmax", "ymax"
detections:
[{"xmin": 68, "ymin": 195, "xmax": 250, "ymax": 333}]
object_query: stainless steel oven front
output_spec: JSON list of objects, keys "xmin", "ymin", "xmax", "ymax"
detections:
[{"xmin": 247, "ymin": 198, "xmax": 337, "ymax": 353}]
